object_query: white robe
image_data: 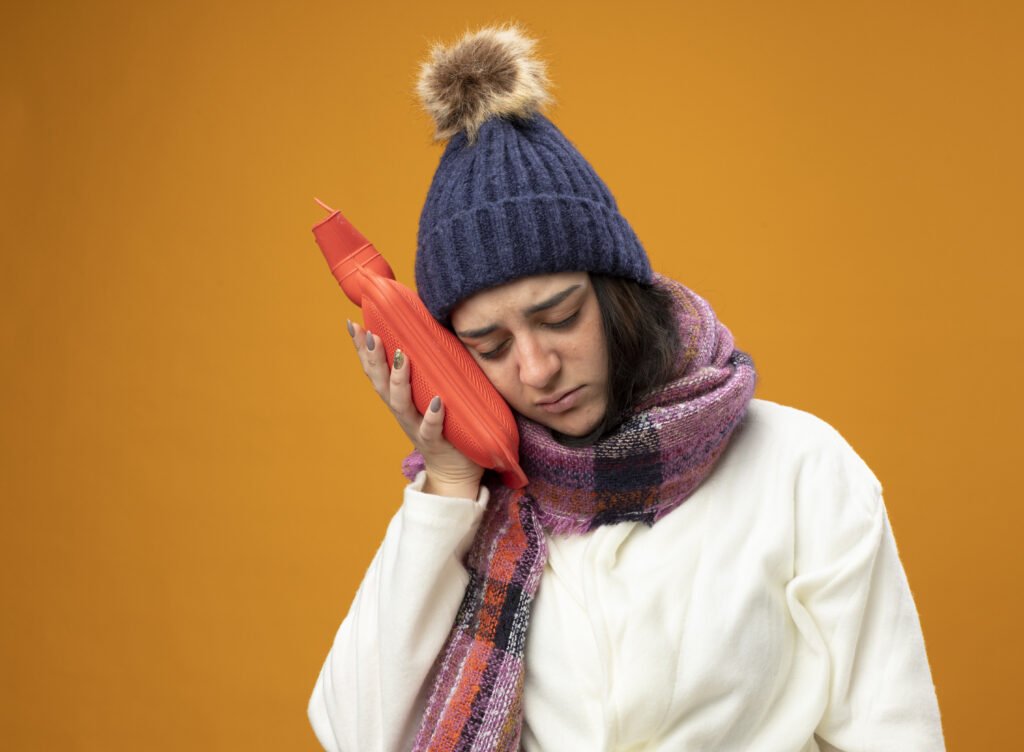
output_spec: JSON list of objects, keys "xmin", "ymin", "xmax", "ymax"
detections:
[{"xmin": 308, "ymin": 398, "xmax": 945, "ymax": 751}]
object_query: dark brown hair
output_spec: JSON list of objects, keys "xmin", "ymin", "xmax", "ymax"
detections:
[{"xmin": 551, "ymin": 274, "xmax": 681, "ymax": 446}]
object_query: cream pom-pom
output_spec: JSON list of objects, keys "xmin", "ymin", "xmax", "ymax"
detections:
[{"xmin": 415, "ymin": 22, "xmax": 555, "ymax": 145}]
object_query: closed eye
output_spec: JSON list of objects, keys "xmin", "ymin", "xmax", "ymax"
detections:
[
  {"xmin": 478, "ymin": 344, "xmax": 508, "ymax": 361},
  {"xmin": 545, "ymin": 310, "xmax": 580, "ymax": 330},
  {"xmin": 477, "ymin": 310, "xmax": 581, "ymax": 360}
]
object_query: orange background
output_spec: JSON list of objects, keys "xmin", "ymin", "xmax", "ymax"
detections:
[{"xmin": 2, "ymin": 1, "xmax": 1020, "ymax": 748}]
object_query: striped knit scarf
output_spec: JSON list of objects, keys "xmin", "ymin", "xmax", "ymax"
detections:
[{"xmin": 401, "ymin": 273, "xmax": 757, "ymax": 750}]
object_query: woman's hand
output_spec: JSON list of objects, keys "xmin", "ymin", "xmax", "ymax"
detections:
[{"xmin": 347, "ymin": 319, "xmax": 484, "ymax": 499}]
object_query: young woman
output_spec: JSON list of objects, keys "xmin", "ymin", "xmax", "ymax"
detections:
[{"xmin": 308, "ymin": 23, "xmax": 944, "ymax": 752}]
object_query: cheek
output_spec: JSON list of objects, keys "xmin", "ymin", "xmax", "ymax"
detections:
[
  {"xmin": 480, "ymin": 365, "xmax": 520, "ymax": 404},
  {"xmin": 582, "ymin": 322, "xmax": 609, "ymax": 379}
]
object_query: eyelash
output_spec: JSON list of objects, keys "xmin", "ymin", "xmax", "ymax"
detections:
[{"xmin": 478, "ymin": 310, "xmax": 581, "ymax": 361}]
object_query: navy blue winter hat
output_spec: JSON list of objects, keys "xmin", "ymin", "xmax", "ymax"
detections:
[{"xmin": 413, "ymin": 23, "xmax": 654, "ymax": 323}]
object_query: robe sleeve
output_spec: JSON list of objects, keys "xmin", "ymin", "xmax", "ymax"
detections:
[
  {"xmin": 307, "ymin": 470, "xmax": 489, "ymax": 752},
  {"xmin": 786, "ymin": 434, "xmax": 946, "ymax": 752}
]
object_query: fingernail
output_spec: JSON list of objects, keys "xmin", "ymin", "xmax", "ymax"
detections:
[
  {"xmin": 430, "ymin": 395, "xmax": 441, "ymax": 412},
  {"xmin": 393, "ymin": 349, "xmax": 404, "ymax": 370},
  {"xmin": 346, "ymin": 319, "xmax": 354, "ymax": 337},
  {"xmin": 366, "ymin": 331, "xmax": 375, "ymax": 351}
]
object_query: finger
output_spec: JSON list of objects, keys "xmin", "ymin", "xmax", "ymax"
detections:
[
  {"xmin": 418, "ymin": 395, "xmax": 445, "ymax": 444},
  {"xmin": 388, "ymin": 349, "xmax": 415, "ymax": 417},
  {"xmin": 349, "ymin": 319, "xmax": 364, "ymax": 349},
  {"xmin": 358, "ymin": 329, "xmax": 391, "ymax": 400}
]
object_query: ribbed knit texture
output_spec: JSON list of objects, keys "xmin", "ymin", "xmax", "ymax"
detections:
[
  {"xmin": 401, "ymin": 273, "xmax": 758, "ymax": 750},
  {"xmin": 415, "ymin": 113, "xmax": 653, "ymax": 323}
]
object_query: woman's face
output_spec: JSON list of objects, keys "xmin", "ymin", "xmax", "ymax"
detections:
[{"xmin": 450, "ymin": 271, "xmax": 609, "ymax": 437}]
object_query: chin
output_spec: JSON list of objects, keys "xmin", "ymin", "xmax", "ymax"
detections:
[
  {"xmin": 539, "ymin": 406, "xmax": 606, "ymax": 438},
  {"xmin": 556, "ymin": 416, "xmax": 594, "ymax": 436},
  {"xmin": 515, "ymin": 388, "xmax": 609, "ymax": 437}
]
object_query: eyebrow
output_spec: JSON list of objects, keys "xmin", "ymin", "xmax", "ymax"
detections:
[{"xmin": 455, "ymin": 284, "xmax": 583, "ymax": 339}]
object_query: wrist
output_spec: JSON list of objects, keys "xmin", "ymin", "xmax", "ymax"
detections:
[{"xmin": 421, "ymin": 471, "xmax": 481, "ymax": 500}]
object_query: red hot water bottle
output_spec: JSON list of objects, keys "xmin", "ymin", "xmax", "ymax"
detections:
[{"xmin": 310, "ymin": 199, "xmax": 527, "ymax": 489}]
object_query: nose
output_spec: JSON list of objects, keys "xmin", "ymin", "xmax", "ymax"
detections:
[{"xmin": 516, "ymin": 333, "xmax": 560, "ymax": 389}]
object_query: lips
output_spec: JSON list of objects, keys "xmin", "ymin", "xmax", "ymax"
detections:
[
  {"xmin": 537, "ymin": 387, "xmax": 579, "ymax": 406},
  {"xmin": 535, "ymin": 386, "xmax": 584, "ymax": 414}
]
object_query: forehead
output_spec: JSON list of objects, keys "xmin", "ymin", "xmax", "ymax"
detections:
[{"xmin": 451, "ymin": 272, "xmax": 590, "ymax": 325}]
